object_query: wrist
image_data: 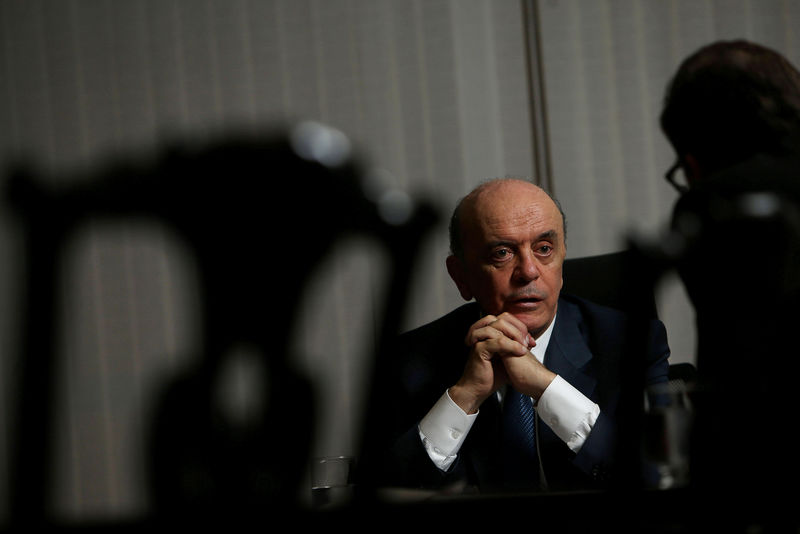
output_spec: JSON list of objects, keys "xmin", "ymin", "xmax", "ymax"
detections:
[
  {"xmin": 514, "ymin": 368, "xmax": 557, "ymax": 400},
  {"xmin": 529, "ymin": 369, "xmax": 557, "ymax": 400},
  {"xmin": 448, "ymin": 383, "xmax": 486, "ymax": 415}
]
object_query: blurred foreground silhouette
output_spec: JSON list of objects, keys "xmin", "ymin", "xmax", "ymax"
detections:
[{"xmin": 5, "ymin": 122, "xmax": 438, "ymax": 527}]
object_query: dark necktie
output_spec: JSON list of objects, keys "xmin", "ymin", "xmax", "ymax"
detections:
[{"xmin": 502, "ymin": 386, "xmax": 538, "ymax": 489}]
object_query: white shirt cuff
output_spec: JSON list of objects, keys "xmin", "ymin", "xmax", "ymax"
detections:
[
  {"xmin": 536, "ymin": 375, "xmax": 600, "ymax": 452},
  {"xmin": 418, "ymin": 389, "xmax": 478, "ymax": 471}
]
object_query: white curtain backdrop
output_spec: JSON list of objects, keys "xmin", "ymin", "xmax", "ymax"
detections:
[{"xmin": 1, "ymin": 0, "xmax": 798, "ymax": 522}]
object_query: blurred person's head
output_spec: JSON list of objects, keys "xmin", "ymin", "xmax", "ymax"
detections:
[{"xmin": 661, "ymin": 39, "xmax": 800, "ymax": 189}]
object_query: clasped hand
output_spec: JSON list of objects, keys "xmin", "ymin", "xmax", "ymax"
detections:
[{"xmin": 449, "ymin": 313, "xmax": 556, "ymax": 415}]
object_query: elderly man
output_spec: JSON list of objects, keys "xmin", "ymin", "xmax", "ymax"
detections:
[{"xmin": 367, "ymin": 178, "xmax": 670, "ymax": 493}]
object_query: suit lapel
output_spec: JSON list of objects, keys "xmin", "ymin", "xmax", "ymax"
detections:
[{"xmin": 543, "ymin": 298, "xmax": 597, "ymax": 400}]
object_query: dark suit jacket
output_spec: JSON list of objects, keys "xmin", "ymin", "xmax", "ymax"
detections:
[{"xmin": 366, "ymin": 293, "xmax": 670, "ymax": 493}]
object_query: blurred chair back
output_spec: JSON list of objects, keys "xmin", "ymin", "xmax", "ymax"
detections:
[{"xmin": 5, "ymin": 123, "xmax": 438, "ymax": 524}]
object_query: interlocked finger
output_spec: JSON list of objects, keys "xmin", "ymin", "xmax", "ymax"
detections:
[{"xmin": 467, "ymin": 312, "xmax": 531, "ymax": 350}]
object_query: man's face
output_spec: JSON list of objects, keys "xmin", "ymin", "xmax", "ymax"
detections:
[{"xmin": 448, "ymin": 181, "xmax": 566, "ymax": 339}]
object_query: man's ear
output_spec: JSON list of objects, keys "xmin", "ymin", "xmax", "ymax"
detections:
[{"xmin": 446, "ymin": 255, "xmax": 473, "ymax": 301}]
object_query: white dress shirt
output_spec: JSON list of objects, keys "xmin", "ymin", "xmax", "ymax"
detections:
[{"xmin": 417, "ymin": 315, "xmax": 600, "ymax": 471}]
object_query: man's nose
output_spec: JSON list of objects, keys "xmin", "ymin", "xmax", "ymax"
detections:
[{"xmin": 514, "ymin": 249, "xmax": 540, "ymax": 283}]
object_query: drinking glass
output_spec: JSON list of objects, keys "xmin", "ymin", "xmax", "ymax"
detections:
[{"xmin": 311, "ymin": 455, "xmax": 355, "ymax": 508}]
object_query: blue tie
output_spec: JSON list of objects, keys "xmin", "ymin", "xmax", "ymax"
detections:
[{"xmin": 502, "ymin": 387, "xmax": 538, "ymax": 488}]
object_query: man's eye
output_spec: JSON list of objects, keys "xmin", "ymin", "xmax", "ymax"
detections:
[
  {"xmin": 491, "ymin": 248, "xmax": 513, "ymax": 261},
  {"xmin": 535, "ymin": 244, "xmax": 553, "ymax": 256}
]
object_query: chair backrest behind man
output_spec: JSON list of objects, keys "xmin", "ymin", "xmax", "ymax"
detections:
[{"xmin": 562, "ymin": 249, "xmax": 658, "ymax": 318}]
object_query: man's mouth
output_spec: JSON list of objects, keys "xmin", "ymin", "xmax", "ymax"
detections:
[
  {"xmin": 509, "ymin": 296, "xmax": 544, "ymax": 309},
  {"xmin": 510, "ymin": 288, "xmax": 546, "ymax": 302}
]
